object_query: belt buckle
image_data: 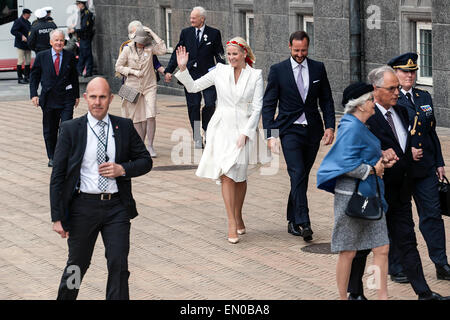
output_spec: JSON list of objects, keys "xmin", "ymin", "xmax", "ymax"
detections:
[{"xmin": 100, "ymin": 193, "xmax": 111, "ymax": 201}]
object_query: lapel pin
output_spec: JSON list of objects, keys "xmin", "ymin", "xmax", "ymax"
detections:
[{"xmin": 115, "ymin": 125, "xmax": 118, "ymax": 129}]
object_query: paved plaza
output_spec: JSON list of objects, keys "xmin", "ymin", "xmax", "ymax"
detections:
[{"xmin": 0, "ymin": 80, "xmax": 449, "ymax": 300}]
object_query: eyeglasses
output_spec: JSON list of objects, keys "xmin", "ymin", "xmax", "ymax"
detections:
[{"xmin": 376, "ymin": 85, "xmax": 402, "ymax": 93}]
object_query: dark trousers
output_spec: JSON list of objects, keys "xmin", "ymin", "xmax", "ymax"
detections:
[
  {"xmin": 42, "ymin": 103, "xmax": 74, "ymax": 160},
  {"xmin": 57, "ymin": 196, "xmax": 131, "ymax": 300},
  {"xmin": 348, "ymin": 194, "xmax": 431, "ymax": 296},
  {"xmin": 77, "ymin": 39, "xmax": 93, "ymax": 75},
  {"xmin": 280, "ymin": 124, "xmax": 320, "ymax": 226},
  {"xmin": 184, "ymin": 85, "xmax": 216, "ymax": 142},
  {"xmin": 389, "ymin": 169, "xmax": 448, "ymax": 274}
]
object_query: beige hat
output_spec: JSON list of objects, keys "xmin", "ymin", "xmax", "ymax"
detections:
[{"xmin": 133, "ymin": 26, "xmax": 152, "ymax": 45}]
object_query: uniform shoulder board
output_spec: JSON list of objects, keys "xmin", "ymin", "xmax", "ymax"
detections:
[{"xmin": 415, "ymin": 88, "xmax": 429, "ymax": 94}]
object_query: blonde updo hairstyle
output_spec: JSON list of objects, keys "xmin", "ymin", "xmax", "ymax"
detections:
[{"xmin": 226, "ymin": 36, "xmax": 256, "ymax": 67}]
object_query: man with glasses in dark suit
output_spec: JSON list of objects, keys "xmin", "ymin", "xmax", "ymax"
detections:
[
  {"xmin": 386, "ymin": 53, "xmax": 450, "ymax": 283},
  {"xmin": 347, "ymin": 66, "xmax": 449, "ymax": 300}
]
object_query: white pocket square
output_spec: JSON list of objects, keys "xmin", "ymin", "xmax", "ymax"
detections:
[
  {"xmin": 313, "ymin": 80, "xmax": 320, "ymax": 83},
  {"xmin": 206, "ymin": 42, "xmax": 211, "ymax": 45}
]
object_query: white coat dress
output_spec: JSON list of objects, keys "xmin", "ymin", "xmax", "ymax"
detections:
[{"xmin": 175, "ymin": 63, "xmax": 266, "ymax": 182}]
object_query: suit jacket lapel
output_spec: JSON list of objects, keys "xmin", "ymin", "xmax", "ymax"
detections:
[
  {"xmin": 110, "ymin": 115, "xmax": 122, "ymax": 163},
  {"xmin": 48, "ymin": 50, "xmax": 57, "ymax": 78},
  {"xmin": 399, "ymin": 91, "xmax": 415, "ymax": 110},
  {"xmin": 230, "ymin": 66, "xmax": 251, "ymax": 102},
  {"xmin": 198, "ymin": 25, "xmax": 208, "ymax": 49},
  {"xmin": 306, "ymin": 58, "xmax": 317, "ymax": 102},
  {"xmin": 285, "ymin": 59, "xmax": 303, "ymax": 103},
  {"xmin": 78, "ymin": 114, "xmax": 88, "ymax": 161},
  {"xmin": 373, "ymin": 106, "xmax": 403, "ymax": 152}
]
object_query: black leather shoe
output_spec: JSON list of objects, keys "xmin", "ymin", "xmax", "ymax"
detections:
[
  {"xmin": 418, "ymin": 291, "xmax": 450, "ymax": 300},
  {"xmin": 300, "ymin": 224, "xmax": 313, "ymax": 242},
  {"xmin": 48, "ymin": 159, "xmax": 53, "ymax": 167},
  {"xmin": 390, "ymin": 272, "xmax": 409, "ymax": 284},
  {"xmin": 348, "ymin": 293, "xmax": 367, "ymax": 300},
  {"xmin": 288, "ymin": 221, "xmax": 302, "ymax": 236},
  {"xmin": 436, "ymin": 264, "xmax": 450, "ymax": 280}
]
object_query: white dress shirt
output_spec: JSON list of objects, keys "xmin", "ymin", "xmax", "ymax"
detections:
[
  {"xmin": 376, "ymin": 103, "xmax": 407, "ymax": 153},
  {"xmin": 291, "ymin": 57, "xmax": 309, "ymax": 125},
  {"xmin": 80, "ymin": 112, "xmax": 118, "ymax": 194},
  {"xmin": 195, "ymin": 25, "xmax": 206, "ymax": 42},
  {"xmin": 401, "ymin": 88, "xmax": 414, "ymax": 104}
]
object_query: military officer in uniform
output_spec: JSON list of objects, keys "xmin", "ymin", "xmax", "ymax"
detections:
[
  {"xmin": 388, "ymin": 53, "xmax": 450, "ymax": 282},
  {"xmin": 70, "ymin": 0, "xmax": 95, "ymax": 77},
  {"xmin": 27, "ymin": 8, "xmax": 57, "ymax": 53}
]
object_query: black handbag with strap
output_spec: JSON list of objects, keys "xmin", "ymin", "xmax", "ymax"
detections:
[
  {"xmin": 438, "ymin": 176, "xmax": 450, "ymax": 217},
  {"xmin": 345, "ymin": 168, "xmax": 383, "ymax": 221}
]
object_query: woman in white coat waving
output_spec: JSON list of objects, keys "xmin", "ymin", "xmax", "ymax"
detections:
[{"xmin": 175, "ymin": 37, "xmax": 264, "ymax": 244}]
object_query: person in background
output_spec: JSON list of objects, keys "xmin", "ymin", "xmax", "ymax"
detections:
[
  {"xmin": 70, "ymin": 0, "xmax": 95, "ymax": 77},
  {"xmin": 115, "ymin": 25, "xmax": 166, "ymax": 157},
  {"xmin": 164, "ymin": 6, "xmax": 225, "ymax": 149},
  {"xmin": 27, "ymin": 8, "xmax": 57, "ymax": 53},
  {"xmin": 30, "ymin": 29, "xmax": 80, "ymax": 167},
  {"xmin": 10, "ymin": 8, "xmax": 32, "ymax": 84}
]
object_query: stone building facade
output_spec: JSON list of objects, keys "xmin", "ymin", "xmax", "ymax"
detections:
[{"xmin": 93, "ymin": 0, "xmax": 450, "ymax": 125}]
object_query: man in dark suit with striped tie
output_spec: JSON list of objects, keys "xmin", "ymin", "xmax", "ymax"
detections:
[
  {"xmin": 262, "ymin": 31, "xmax": 335, "ymax": 242},
  {"xmin": 30, "ymin": 29, "xmax": 79, "ymax": 167},
  {"xmin": 50, "ymin": 77, "xmax": 152, "ymax": 300}
]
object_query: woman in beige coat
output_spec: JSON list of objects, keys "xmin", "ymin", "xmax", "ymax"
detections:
[{"xmin": 115, "ymin": 25, "xmax": 166, "ymax": 157}]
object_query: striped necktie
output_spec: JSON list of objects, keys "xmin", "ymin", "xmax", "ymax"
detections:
[{"xmin": 97, "ymin": 121, "xmax": 108, "ymax": 192}]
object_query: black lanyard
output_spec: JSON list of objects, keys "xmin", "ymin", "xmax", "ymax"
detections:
[{"xmin": 88, "ymin": 119, "xmax": 110, "ymax": 161}]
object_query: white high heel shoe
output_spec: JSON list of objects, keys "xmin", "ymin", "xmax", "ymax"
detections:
[
  {"xmin": 228, "ymin": 237, "xmax": 239, "ymax": 244},
  {"xmin": 237, "ymin": 228, "xmax": 246, "ymax": 235}
]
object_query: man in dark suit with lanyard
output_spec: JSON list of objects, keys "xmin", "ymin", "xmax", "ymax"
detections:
[
  {"xmin": 30, "ymin": 29, "xmax": 80, "ymax": 167},
  {"xmin": 164, "ymin": 6, "xmax": 225, "ymax": 149},
  {"xmin": 262, "ymin": 31, "xmax": 335, "ymax": 242},
  {"xmin": 347, "ymin": 66, "xmax": 449, "ymax": 300},
  {"xmin": 387, "ymin": 53, "xmax": 450, "ymax": 282},
  {"xmin": 50, "ymin": 77, "xmax": 152, "ymax": 300}
]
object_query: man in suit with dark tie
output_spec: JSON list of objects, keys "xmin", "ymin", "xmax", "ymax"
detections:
[
  {"xmin": 50, "ymin": 77, "xmax": 152, "ymax": 300},
  {"xmin": 30, "ymin": 29, "xmax": 79, "ymax": 167},
  {"xmin": 387, "ymin": 53, "xmax": 450, "ymax": 282},
  {"xmin": 164, "ymin": 6, "xmax": 225, "ymax": 149},
  {"xmin": 346, "ymin": 66, "xmax": 449, "ymax": 300},
  {"xmin": 262, "ymin": 31, "xmax": 335, "ymax": 241}
]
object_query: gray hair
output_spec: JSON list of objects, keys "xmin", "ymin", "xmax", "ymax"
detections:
[
  {"xmin": 367, "ymin": 65, "xmax": 396, "ymax": 87},
  {"xmin": 344, "ymin": 92, "xmax": 373, "ymax": 114},
  {"xmin": 192, "ymin": 6, "xmax": 207, "ymax": 19},
  {"xmin": 128, "ymin": 20, "xmax": 142, "ymax": 34},
  {"xmin": 50, "ymin": 29, "xmax": 65, "ymax": 40}
]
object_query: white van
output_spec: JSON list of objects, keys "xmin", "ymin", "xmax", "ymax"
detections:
[{"xmin": 0, "ymin": 0, "xmax": 94, "ymax": 71}]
